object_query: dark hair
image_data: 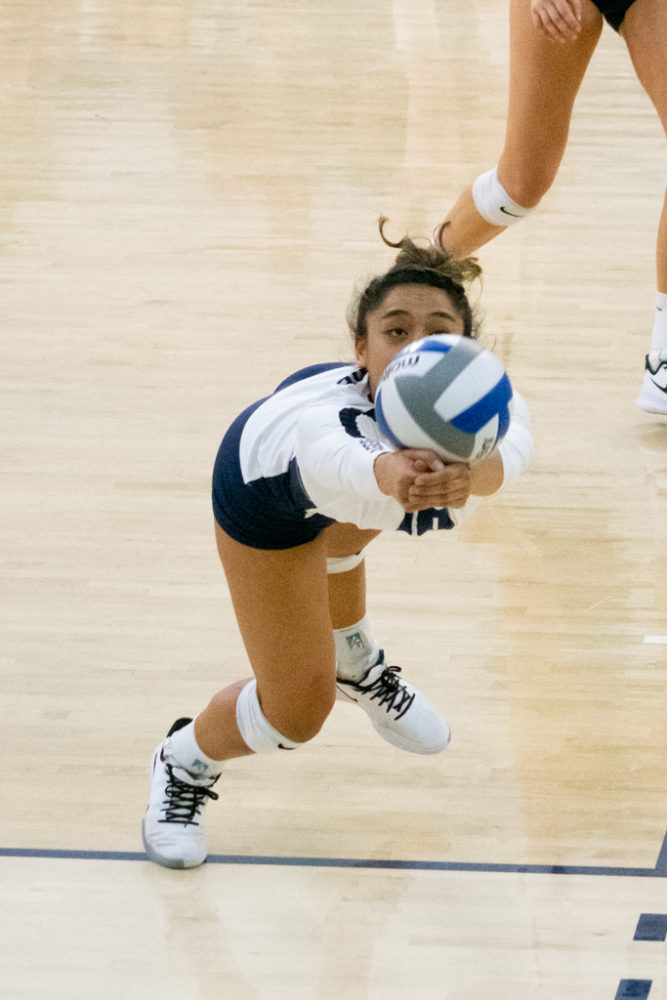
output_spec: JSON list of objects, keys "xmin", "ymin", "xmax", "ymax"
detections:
[{"xmin": 348, "ymin": 218, "xmax": 482, "ymax": 340}]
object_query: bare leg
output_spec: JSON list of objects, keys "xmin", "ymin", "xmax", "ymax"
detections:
[
  {"xmin": 620, "ymin": 0, "xmax": 667, "ymax": 294},
  {"xmin": 195, "ymin": 522, "xmax": 380, "ymax": 761},
  {"xmin": 195, "ymin": 524, "xmax": 335, "ymax": 760},
  {"xmin": 437, "ymin": 0, "xmax": 603, "ymax": 256},
  {"xmin": 325, "ymin": 521, "xmax": 380, "ymax": 628},
  {"xmin": 657, "ymin": 189, "xmax": 667, "ymax": 296}
]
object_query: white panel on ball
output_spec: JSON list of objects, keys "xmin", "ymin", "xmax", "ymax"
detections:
[{"xmin": 433, "ymin": 352, "xmax": 507, "ymax": 423}]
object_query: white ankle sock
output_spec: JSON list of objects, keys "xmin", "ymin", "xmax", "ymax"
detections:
[
  {"xmin": 334, "ymin": 615, "xmax": 381, "ymax": 681},
  {"xmin": 651, "ymin": 292, "xmax": 667, "ymax": 351},
  {"xmin": 166, "ymin": 720, "xmax": 224, "ymax": 777}
]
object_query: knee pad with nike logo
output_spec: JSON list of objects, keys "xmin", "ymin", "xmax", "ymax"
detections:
[{"xmin": 472, "ymin": 168, "xmax": 535, "ymax": 227}]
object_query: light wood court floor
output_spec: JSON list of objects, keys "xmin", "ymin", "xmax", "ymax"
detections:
[{"xmin": 1, "ymin": 1, "xmax": 666, "ymax": 998}]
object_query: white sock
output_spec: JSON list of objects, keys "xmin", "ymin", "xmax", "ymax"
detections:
[
  {"xmin": 334, "ymin": 615, "xmax": 381, "ymax": 681},
  {"xmin": 166, "ymin": 720, "xmax": 224, "ymax": 778},
  {"xmin": 651, "ymin": 292, "xmax": 667, "ymax": 351}
]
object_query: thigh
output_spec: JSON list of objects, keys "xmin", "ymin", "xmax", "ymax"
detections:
[
  {"xmin": 501, "ymin": 0, "xmax": 604, "ymax": 169},
  {"xmin": 214, "ymin": 522, "xmax": 336, "ymax": 730},
  {"xmin": 323, "ymin": 521, "xmax": 381, "ymax": 557},
  {"xmin": 621, "ymin": 0, "xmax": 667, "ymax": 131}
]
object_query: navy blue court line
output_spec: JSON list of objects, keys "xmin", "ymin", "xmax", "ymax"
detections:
[
  {"xmin": 655, "ymin": 829, "xmax": 667, "ymax": 873},
  {"xmin": 1, "ymin": 847, "xmax": 667, "ymax": 877},
  {"xmin": 615, "ymin": 981, "xmax": 652, "ymax": 1000},
  {"xmin": 634, "ymin": 914, "xmax": 667, "ymax": 942}
]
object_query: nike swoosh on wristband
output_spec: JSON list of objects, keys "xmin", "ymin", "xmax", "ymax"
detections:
[{"xmin": 499, "ymin": 205, "xmax": 521, "ymax": 218}]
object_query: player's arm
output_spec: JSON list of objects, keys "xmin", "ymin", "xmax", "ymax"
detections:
[
  {"xmin": 295, "ymin": 401, "xmax": 442, "ymax": 518},
  {"xmin": 295, "ymin": 401, "xmax": 392, "ymax": 501}
]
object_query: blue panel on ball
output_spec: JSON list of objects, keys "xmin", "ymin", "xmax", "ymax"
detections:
[
  {"xmin": 496, "ymin": 390, "xmax": 513, "ymax": 441},
  {"xmin": 450, "ymin": 374, "xmax": 513, "ymax": 434},
  {"xmin": 375, "ymin": 390, "xmax": 406, "ymax": 450},
  {"xmin": 411, "ymin": 339, "xmax": 454, "ymax": 354}
]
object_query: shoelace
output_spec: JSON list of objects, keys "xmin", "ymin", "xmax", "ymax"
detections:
[
  {"xmin": 355, "ymin": 663, "xmax": 415, "ymax": 720},
  {"xmin": 160, "ymin": 764, "xmax": 219, "ymax": 827}
]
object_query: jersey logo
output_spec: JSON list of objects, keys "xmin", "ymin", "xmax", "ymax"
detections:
[
  {"xmin": 339, "ymin": 406, "xmax": 376, "ymax": 439},
  {"xmin": 398, "ymin": 509, "xmax": 454, "ymax": 535},
  {"xmin": 337, "ymin": 368, "xmax": 366, "ymax": 386}
]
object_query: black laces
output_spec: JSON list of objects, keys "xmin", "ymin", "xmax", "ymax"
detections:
[
  {"xmin": 354, "ymin": 662, "xmax": 415, "ymax": 720},
  {"xmin": 159, "ymin": 765, "xmax": 219, "ymax": 827}
]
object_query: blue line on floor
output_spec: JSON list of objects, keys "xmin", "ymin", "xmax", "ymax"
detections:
[
  {"xmin": 614, "ymin": 980, "xmax": 652, "ymax": 1000},
  {"xmin": 633, "ymin": 914, "xmax": 667, "ymax": 942},
  {"xmin": 1, "ymin": 846, "xmax": 666, "ymax": 877},
  {"xmin": 655, "ymin": 829, "xmax": 667, "ymax": 873}
]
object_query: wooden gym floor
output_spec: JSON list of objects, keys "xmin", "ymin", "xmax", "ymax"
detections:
[{"xmin": 1, "ymin": 1, "xmax": 665, "ymax": 997}]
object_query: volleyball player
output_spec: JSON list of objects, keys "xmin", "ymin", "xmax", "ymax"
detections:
[
  {"xmin": 142, "ymin": 231, "xmax": 533, "ymax": 869},
  {"xmin": 433, "ymin": 0, "xmax": 667, "ymax": 415}
]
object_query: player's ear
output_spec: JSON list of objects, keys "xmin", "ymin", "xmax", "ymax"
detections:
[{"xmin": 355, "ymin": 336, "xmax": 367, "ymax": 367}]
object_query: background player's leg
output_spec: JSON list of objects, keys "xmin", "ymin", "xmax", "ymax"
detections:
[
  {"xmin": 619, "ymin": 0, "xmax": 667, "ymax": 296},
  {"xmin": 620, "ymin": 0, "xmax": 667, "ymax": 411},
  {"xmin": 437, "ymin": 0, "xmax": 603, "ymax": 257}
]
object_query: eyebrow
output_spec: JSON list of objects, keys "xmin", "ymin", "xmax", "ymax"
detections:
[{"xmin": 381, "ymin": 308, "xmax": 457, "ymax": 322}]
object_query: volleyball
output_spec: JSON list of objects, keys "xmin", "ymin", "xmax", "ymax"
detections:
[{"xmin": 374, "ymin": 334, "xmax": 513, "ymax": 462}]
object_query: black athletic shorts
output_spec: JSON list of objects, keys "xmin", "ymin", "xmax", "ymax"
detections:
[{"xmin": 591, "ymin": 0, "xmax": 637, "ymax": 31}]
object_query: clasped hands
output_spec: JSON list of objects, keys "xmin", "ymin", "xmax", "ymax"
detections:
[{"xmin": 374, "ymin": 449, "xmax": 472, "ymax": 513}]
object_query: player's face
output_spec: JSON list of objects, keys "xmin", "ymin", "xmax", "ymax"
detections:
[{"xmin": 356, "ymin": 284, "xmax": 466, "ymax": 398}]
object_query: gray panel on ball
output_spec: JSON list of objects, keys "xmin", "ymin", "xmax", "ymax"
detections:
[{"xmin": 395, "ymin": 342, "xmax": 478, "ymax": 459}]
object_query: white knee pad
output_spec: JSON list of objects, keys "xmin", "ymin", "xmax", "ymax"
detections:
[
  {"xmin": 472, "ymin": 168, "xmax": 535, "ymax": 227},
  {"xmin": 326, "ymin": 552, "xmax": 364, "ymax": 574},
  {"xmin": 235, "ymin": 680, "xmax": 301, "ymax": 753}
]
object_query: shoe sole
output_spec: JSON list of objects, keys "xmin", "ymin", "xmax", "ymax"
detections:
[
  {"xmin": 636, "ymin": 399, "xmax": 667, "ymax": 414},
  {"xmin": 637, "ymin": 382, "xmax": 667, "ymax": 414},
  {"xmin": 141, "ymin": 818, "xmax": 187, "ymax": 869},
  {"xmin": 371, "ymin": 720, "xmax": 451, "ymax": 755},
  {"xmin": 141, "ymin": 818, "xmax": 206, "ymax": 869}
]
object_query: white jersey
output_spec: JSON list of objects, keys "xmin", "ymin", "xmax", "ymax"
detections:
[{"xmin": 235, "ymin": 362, "xmax": 532, "ymax": 536}]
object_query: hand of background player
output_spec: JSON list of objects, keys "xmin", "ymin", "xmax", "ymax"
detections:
[
  {"xmin": 374, "ymin": 450, "xmax": 471, "ymax": 512},
  {"xmin": 530, "ymin": 0, "xmax": 582, "ymax": 43}
]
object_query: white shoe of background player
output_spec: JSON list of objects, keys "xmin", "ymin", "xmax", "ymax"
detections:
[{"xmin": 637, "ymin": 349, "xmax": 667, "ymax": 414}]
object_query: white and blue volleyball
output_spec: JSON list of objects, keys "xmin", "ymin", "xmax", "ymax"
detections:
[{"xmin": 375, "ymin": 334, "xmax": 513, "ymax": 462}]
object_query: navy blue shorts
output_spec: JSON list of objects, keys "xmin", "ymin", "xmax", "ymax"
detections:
[
  {"xmin": 212, "ymin": 367, "xmax": 343, "ymax": 550},
  {"xmin": 591, "ymin": 0, "xmax": 636, "ymax": 30}
]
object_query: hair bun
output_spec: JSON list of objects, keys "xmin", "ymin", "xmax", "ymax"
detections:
[{"xmin": 378, "ymin": 216, "xmax": 482, "ymax": 287}]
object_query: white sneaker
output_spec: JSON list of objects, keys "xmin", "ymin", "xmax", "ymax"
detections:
[
  {"xmin": 637, "ymin": 350, "xmax": 667, "ymax": 414},
  {"xmin": 142, "ymin": 718, "xmax": 221, "ymax": 869},
  {"xmin": 336, "ymin": 653, "xmax": 451, "ymax": 755}
]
